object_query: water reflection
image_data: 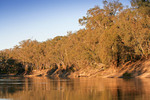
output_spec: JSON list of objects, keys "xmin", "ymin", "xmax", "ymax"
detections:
[{"xmin": 0, "ymin": 77, "xmax": 150, "ymax": 100}]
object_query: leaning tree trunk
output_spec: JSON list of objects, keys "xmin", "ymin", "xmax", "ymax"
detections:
[{"xmin": 24, "ymin": 64, "xmax": 28, "ymax": 75}]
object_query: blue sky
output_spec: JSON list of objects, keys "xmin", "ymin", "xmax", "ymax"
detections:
[{"xmin": 0, "ymin": 0, "xmax": 130, "ymax": 50}]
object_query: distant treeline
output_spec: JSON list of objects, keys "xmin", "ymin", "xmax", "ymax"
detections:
[{"xmin": 0, "ymin": 0, "xmax": 150, "ymax": 74}]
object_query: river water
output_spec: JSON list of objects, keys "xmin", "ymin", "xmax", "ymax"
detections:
[{"xmin": 0, "ymin": 77, "xmax": 150, "ymax": 100}]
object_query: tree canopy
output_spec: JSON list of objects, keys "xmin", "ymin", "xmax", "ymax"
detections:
[{"xmin": 0, "ymin": 0, "xmax": 150, "ymax": 74}]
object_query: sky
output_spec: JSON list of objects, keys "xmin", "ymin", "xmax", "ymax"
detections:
[{"xmin": 0, "ymin": 0, "xmax": 130, "ymax": 50}]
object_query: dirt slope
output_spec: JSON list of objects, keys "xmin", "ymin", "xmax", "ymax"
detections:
[{"xmin": 25, "ymin": 58, "xmax": 150, "ymax": 78}]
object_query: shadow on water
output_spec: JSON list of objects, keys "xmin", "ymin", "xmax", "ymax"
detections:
[{"xmin": 0, "ymin": 77, "xmax": 150, "ymax": 100}]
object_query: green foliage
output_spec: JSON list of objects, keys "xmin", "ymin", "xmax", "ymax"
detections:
[
  {"xmin": 0, "ymin": 51, "xmax": 23, "ymax": 74},
  {"xmin": 0, "ymin": 0, "xmax": 150, "ymax": 74}
]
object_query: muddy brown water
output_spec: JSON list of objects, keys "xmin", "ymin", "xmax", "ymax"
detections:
[{"xmin": 0, "ymin": 77, "xmax": 150, "ymax": 100}]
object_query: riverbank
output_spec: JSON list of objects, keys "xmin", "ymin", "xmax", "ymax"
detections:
[{"xmin": 22, "ymin": 58, "xmax": 150, "ymax": 79}]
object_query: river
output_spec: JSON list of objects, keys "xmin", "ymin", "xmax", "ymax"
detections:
[{"xmin": 0, "ymin": 77, "xmax": 150, "ymax": 100}]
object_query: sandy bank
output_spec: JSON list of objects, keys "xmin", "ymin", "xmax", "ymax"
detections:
[{"xmin": 24, "ymin": 58, "xmax": 150, "ymax": 79}]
